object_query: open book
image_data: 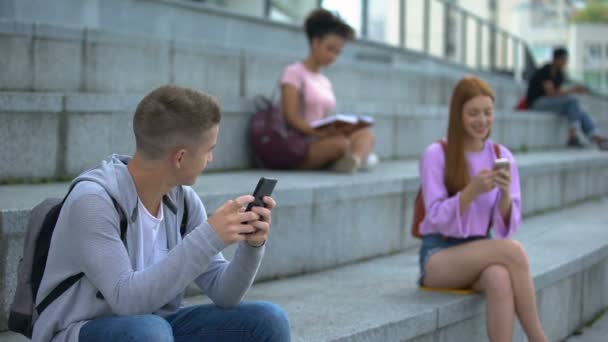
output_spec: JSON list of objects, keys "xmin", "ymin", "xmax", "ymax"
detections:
[{"xmin": 310, "ymin": 114, "xmax": 374, "ymax": 130}]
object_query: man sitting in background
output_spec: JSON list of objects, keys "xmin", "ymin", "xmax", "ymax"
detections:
[{"xmin": 526, "ymin": 47, "xmax": 608, "ymax": 150}]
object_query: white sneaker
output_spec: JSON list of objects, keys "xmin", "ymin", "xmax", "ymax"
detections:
[{"xmin": 359, "ymin": 153, "xmax": 379, "ymax": 172}]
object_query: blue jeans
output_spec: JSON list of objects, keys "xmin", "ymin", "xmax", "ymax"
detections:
[
  {"xmin": 79, "ymin": 301, "xmax": 291, "ymax": 342},
  {"xmin": 531, "ymin": 95, "xmax": 596, "ymax": 138}
]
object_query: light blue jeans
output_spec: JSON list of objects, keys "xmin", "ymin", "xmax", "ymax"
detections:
[
  {"xmin": 79, "ymin": 301, "xmax": 291, "ymax": 342},
  {"xmin": 531, "ymin": 95, "xmax": 596, "ymax": 138}
]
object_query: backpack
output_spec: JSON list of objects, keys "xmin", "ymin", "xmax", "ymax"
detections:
[
  {"xmin": 8, "ymin": 180, "xmax": 189, "ymax": 338},
  {"xmin": 411, "ymin": 141, "xmax": 501, "ymax": 238},
  {"xmin": 515, "ymin": 96, "xmax": 528, "ymax": 111},
  {"xmin": 250, "ymin": 71, "xmax": 311, "ymax": 170},
  {"xmin": 249, "ymin": 96, "xmax": 309, "ymax": 169}
]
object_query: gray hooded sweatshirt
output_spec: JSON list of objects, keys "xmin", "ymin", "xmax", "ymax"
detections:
[{"xmin": 32, "ymin": 155, "xmax": 265, "ymax": 342}]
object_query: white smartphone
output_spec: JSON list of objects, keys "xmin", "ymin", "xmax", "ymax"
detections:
[{"xmin": 493, "ymin": 158, "xmax": 510, "ymax": 171}]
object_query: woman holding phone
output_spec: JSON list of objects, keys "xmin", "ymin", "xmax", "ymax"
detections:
[
  {"xmin": 278, "ymin": 8, "xmax": 376, "ymax": 173},
  {"xmin": 417, "ymin": 77, "xmax": 548, "ymax": 342}
]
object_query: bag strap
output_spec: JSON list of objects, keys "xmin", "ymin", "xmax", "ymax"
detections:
[
  {"xmin": 35, "ymin": 183, "xmax": 127, "ymax": 315},
  {"xmin": 493, "ymin": 143, "xmax": 501, "ymax": 158},
  {"xmin": 115, "ymin": 197, "xmax": 128, "ymax": 242},
  {"xmin": 180, "ymin": 193, "xmax": 189, "ymax": 238},
  {"xmin": 35, "ymin": 273, "xmax": 83, "ymax": 315},
  {"xmin": 39, "ymin": 185, "xmax": 190, "ymax": 314},
  {"xmin": 160, "ymin": 187, "xmax": 188, "ymax": 238}
]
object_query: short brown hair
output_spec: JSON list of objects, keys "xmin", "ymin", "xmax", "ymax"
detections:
[{"xmin": 133, "ymin": 85, "xmax": 221, "ymax": 159}]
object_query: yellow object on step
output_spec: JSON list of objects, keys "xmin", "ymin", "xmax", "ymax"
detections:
[{"xmin": 419, "ymin": 286, "xmax": 476, "ymax": 295}]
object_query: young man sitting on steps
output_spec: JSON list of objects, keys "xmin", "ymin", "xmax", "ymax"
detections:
[
  {"xmin": 526, "ymin": 47, "xmax": 608, "ymax": 150},
  {"xmin": 33, "ymin": 85, "xmax": 291, "ymax": 342}
]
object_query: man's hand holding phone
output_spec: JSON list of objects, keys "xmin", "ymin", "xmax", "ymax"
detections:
[
  {"xmin": 241, "ymin": 177, "xmax": 277, "ymax": 247},
  {"xmin": 208, "ymin": 177, "xmax": 277, "ymax": 247},
  {"xmin": 244, "ymin": 196, "xmax": 276, "ymax": 247},
  {"xmin": 208, "ymin": 195, "xmax": 261, "ymax": 246}
]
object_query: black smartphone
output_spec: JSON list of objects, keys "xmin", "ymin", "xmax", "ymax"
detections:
[
  {"xmin": 246, "ymin": 177, "xmax": 278, "ymax": 212},
  {"xmin": 241, "ymin": 177, "xmax": 277, "ymax": 235}
]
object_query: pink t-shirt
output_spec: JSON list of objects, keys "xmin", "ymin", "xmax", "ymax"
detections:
[{"xmin": 280, "ymin": 62, "xmax": 336, "ymax": 124}]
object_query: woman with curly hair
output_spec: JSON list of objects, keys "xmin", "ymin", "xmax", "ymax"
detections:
[{"xmin": 277, "ymin": 8, "xmax": 376, "ymax": 173}]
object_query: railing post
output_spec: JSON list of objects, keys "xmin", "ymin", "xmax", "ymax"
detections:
[
  {"xmin": 399, "ymin": 0, "xmax": 406, "ymax": 48},
  {"xmin": 513, "ymin": 38, "xmax": 520, "ymax": 80},
  {"xmin": 522, "ymin": 43, "xmax": 536, "ymax": 81},
  {"xmin": 502, "ymin": 31, "xmax": 508, "ymax": 71},
  {"xmin": 423, "ymin": 0, "xmax": 430, "ymax": 54},
  {"xmin": 461, "ymin": 10, "xmax": 467, "ymax": 65},
  {"xmin": 443, "ymin": 1, "xmax": 449, "ymax": 58},
  {"xmin": 476, "ymin": 18, "xmax": 482, "ymax": 69},
  {"xmin": 263, "ymin": 0, "xmax": 271, "ymax": 18},
  {"xmin": 489, "ymin": 24, "xmax": 496, "ymax": 71},
  {"xmin": 361, "ymin": 0, "xmax": 369, "ymax": 38}
]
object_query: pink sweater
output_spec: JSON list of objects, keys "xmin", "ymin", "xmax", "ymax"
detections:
[{"xmin": 418, "ymin": 139, "xmax": 522, "ymax": 238}]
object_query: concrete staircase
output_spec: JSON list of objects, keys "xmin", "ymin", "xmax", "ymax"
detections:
[
  {"xmin": 1, "ymin": 91, "xmax": 583, "ymax": 181},
  {"xmin": 1, "ymin": 1, "xmax": 608, "ymax": 341},
  {"xmin": 2, "ymin": 150, "xmax": 608, "ymax": 341}
]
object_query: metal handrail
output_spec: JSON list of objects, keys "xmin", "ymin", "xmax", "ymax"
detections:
[{"xmin": 192, "ymin": 0, "xmax": 537, "ymax": 81}]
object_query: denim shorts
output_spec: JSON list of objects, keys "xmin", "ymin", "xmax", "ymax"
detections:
[{"xmin": 418, "ymin": 234, "xmax": 488, "ymax": 285}]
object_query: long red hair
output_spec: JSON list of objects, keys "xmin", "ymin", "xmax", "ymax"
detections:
[{"xmin": 444, "ymin": 77, "xmax": 495, "ymax": 196}]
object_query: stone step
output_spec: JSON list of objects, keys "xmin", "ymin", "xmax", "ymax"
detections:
[
  {"xmin": 2, "ymin": 11, "xmax": 606, "ymax": 122},
  {"xmin": 4, "ymin": 91, "xmax": 607, "ymax": 182},
  {"xmin": 1, "ymin": 149, "xmax": 608, "ymax": 331},
  {"xmin": 187, "ymin": 197, "xmax": 608, "ymax": 342},
  {"xmin": 0, "ymin": 18, "xmax": 525, "ymax": 109},
  {"xmin": 2, "ymin": 197, "xmax": 608, "ymax": 341}
]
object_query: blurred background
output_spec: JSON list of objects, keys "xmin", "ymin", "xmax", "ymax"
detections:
[
  {"xmin": 193, "ymin": 0, "xmax": 608, "ymax": 95},
  {"xmin": 2, "ymin": 1, "xmax": 608, "ymax": 341}
]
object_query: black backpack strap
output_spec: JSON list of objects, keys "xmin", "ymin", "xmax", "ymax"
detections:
[
  {"xmin": 111, "ymin": 196, "xmax": 128, "ymax": 242},
  {"xmin": 40, "ymin": 187, "xmax": 186, "ymax": 311},
  {"xmin": 180, "ymin": 194, "xmax": 188, "ymax": 238},
  {"xmin": 36, "ymin": 185, "xmax": 128, "ymax": 313},
  {"xmin": 35, "ymin": 273, "xmax": 84, "ymax": 314},
  {"xmin": 32, "ymin": 183, "xmax": 85, "ymax": 315},
  {"xmin": 161, "ymin": 192, "xmax": 187, "ymax": 238}
]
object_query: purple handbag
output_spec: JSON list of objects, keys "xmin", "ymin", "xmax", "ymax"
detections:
[{"xmin": 249, "ymin": 96, "xmax": 310, "ymax": 169}]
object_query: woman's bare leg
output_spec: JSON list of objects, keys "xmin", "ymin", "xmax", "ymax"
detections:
[
  {"xmin": 349, "ymin": 128, "xmax": 375, "ymax": 160},
  {"xmin": 297, "ymin": 135, "xmax": 349, "ymax": 170},
  {"xmin": 472, "ymin": 265, "xmax": 515, "ymax": 342},
  {"xmin": 423, "ymin": 239, "xmax": 547, "ymax": 342}
]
